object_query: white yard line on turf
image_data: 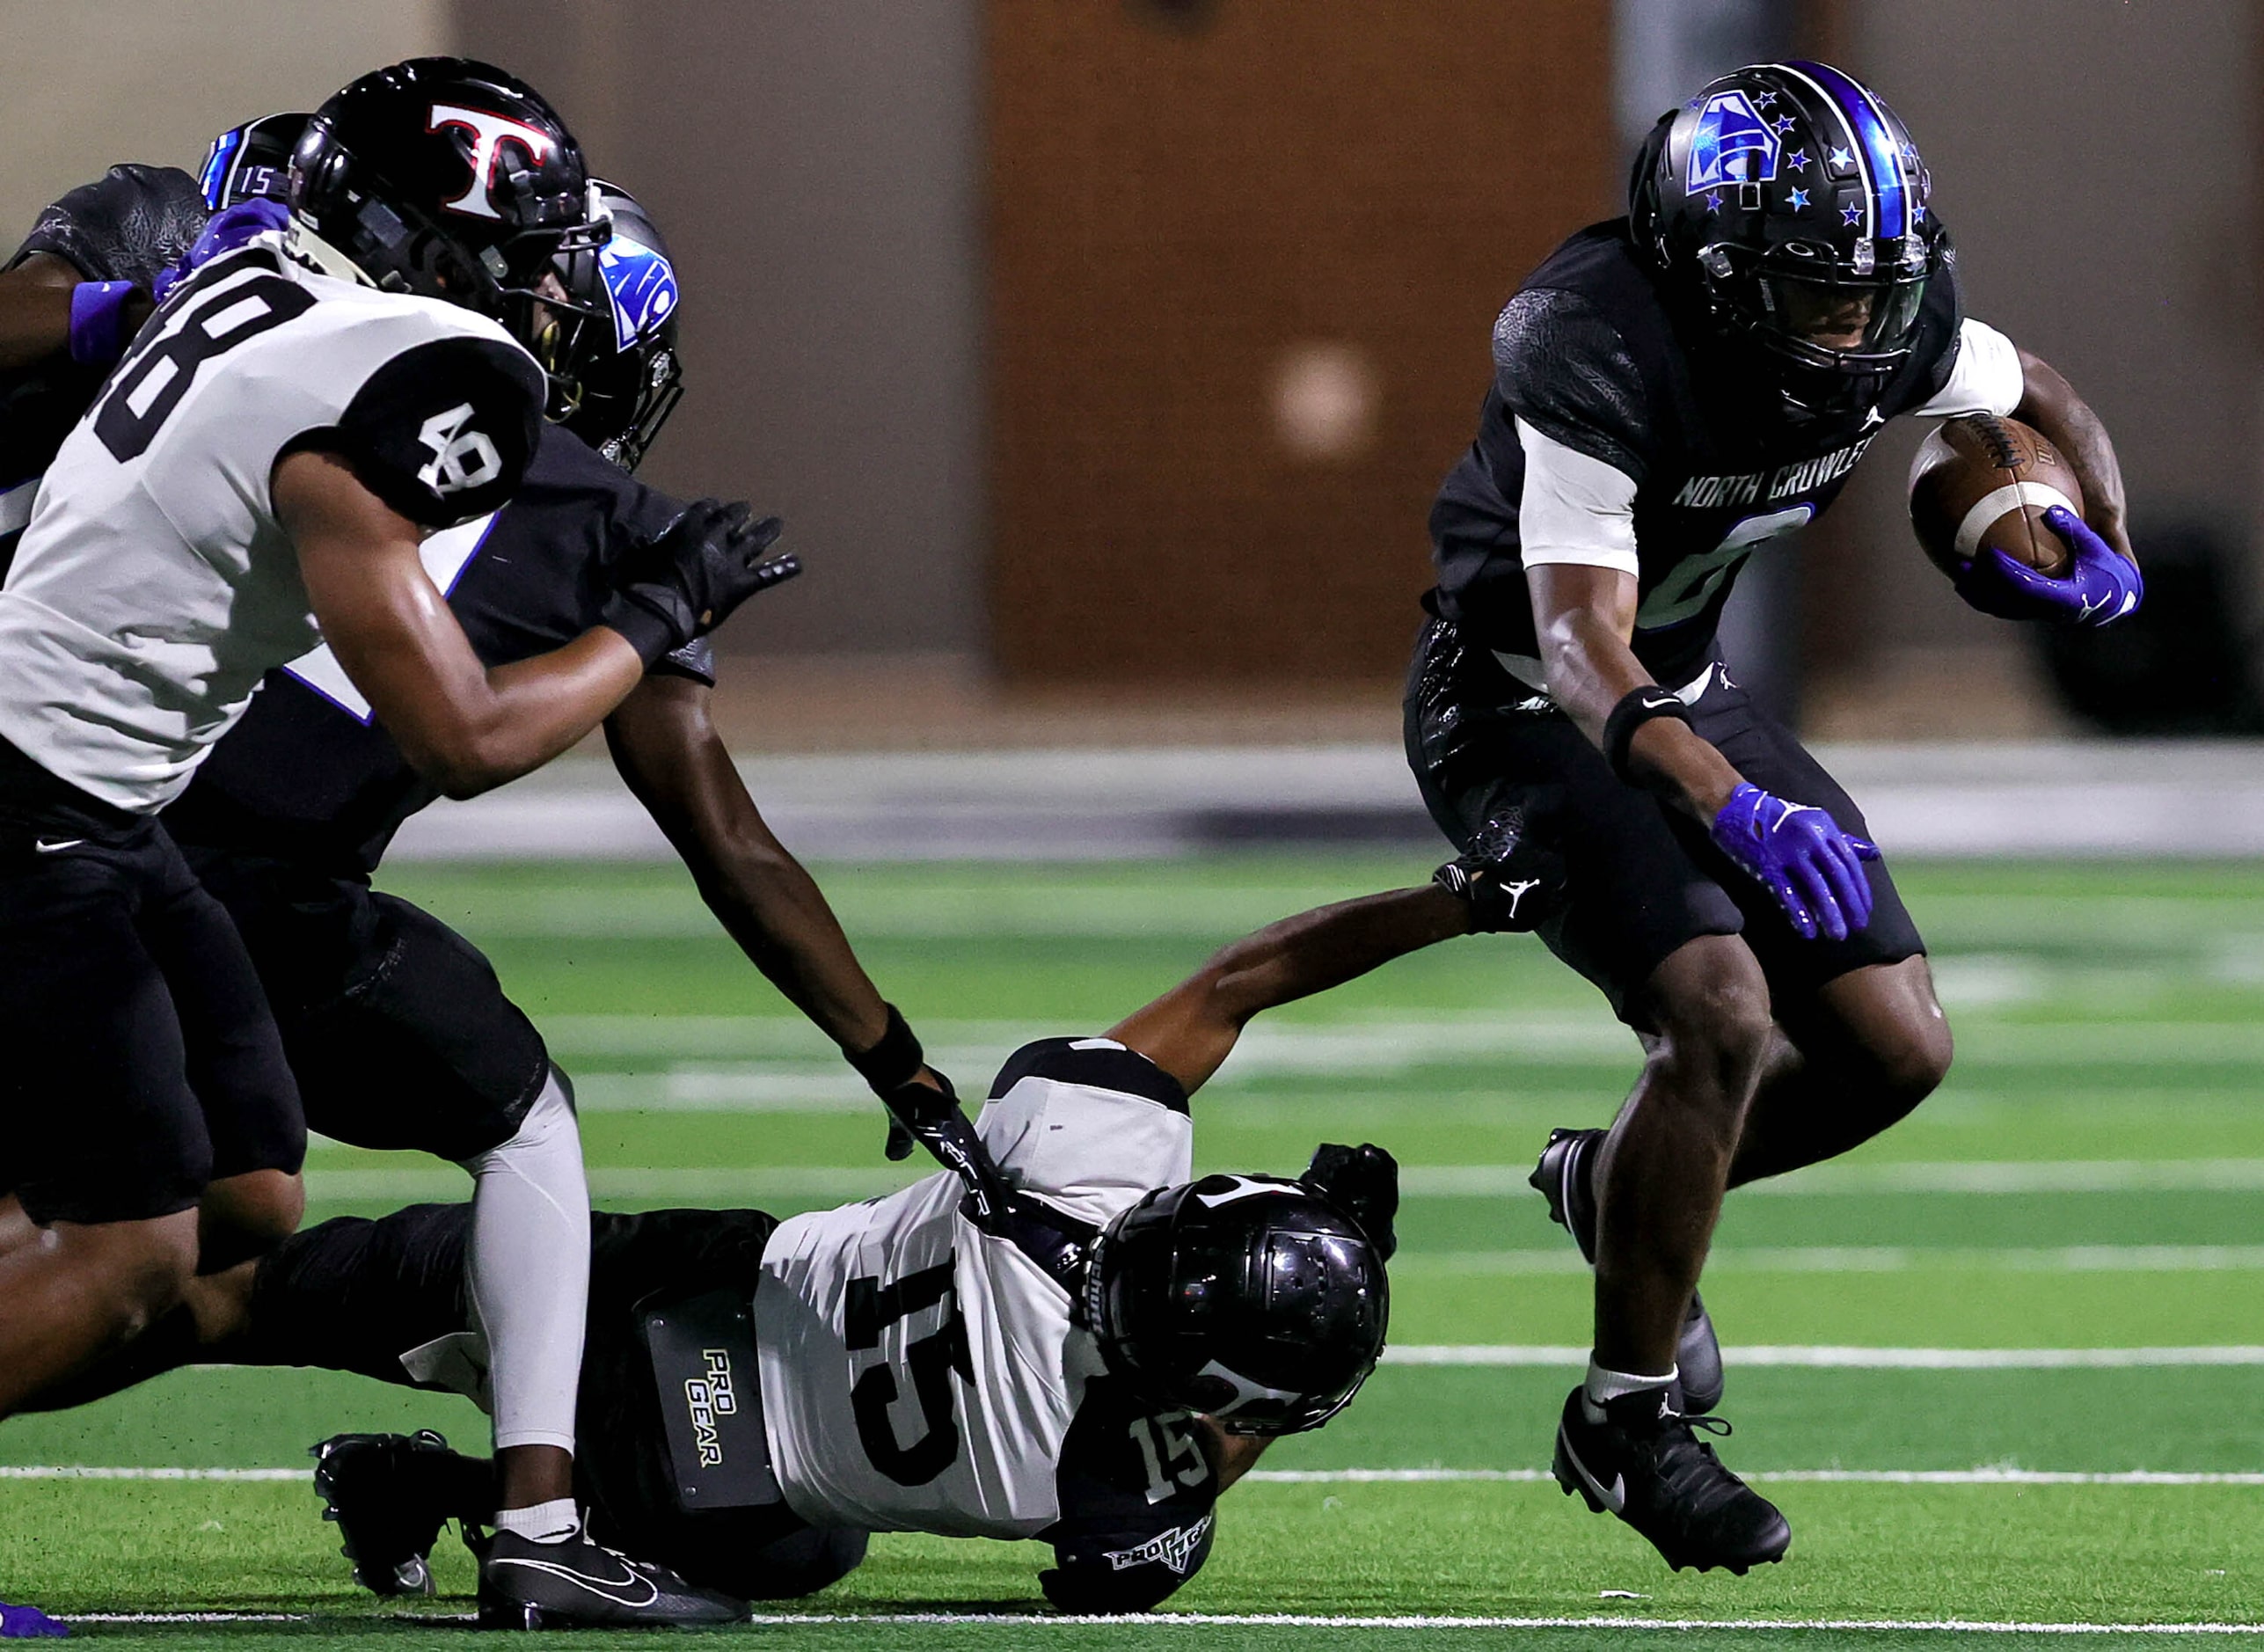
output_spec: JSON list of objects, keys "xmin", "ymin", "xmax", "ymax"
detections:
[
  {"xmin": 21, "ymin": 1465, "xmax": 2264, "ymax": 1488},
  {"xmin": 752, "ymin": 1612, "xmax": 2264, "ymax": 1634},
  {"xmin": 535, "ymin": 1011, "xmax": 2264, "ymax": 1069},
  {"xmin": 296, "ymin": 1159, "xmax": 2264, "ymax": 1203},
  {"xmin": 1391, "ymin": 1160, "xmax": 2264, "ymax": 1196},
  {"xmin": 59, "ymin": 1610, "xmax": 2264, "ymax": 1633},
  {"xmin": 1386, "ymin": 1345, "xmax": 2264, "ymax": 1368},
  {"xmin": 0, "ymin": 1466, "xmax": 303, "ymax": 1480},
  {"xmin": 1399, "ymin": 1245, "xmax": 2264, "ymax": 1275},
  {"xmin": 1244, "ymin": 1468, "xmax": 2264, "ymax": 1487}
]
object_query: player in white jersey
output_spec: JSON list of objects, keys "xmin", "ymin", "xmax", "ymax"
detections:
[
  {"xmin": 150, "ymin": 855, "xmax": 1541, "ymax": 1616},
  {"xmin": 0, "ymin": 59, "xmax": 787, "ymax": 1627}
]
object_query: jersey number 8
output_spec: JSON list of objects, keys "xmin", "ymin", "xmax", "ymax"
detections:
[
  {"xmin": 94, "ymin": 265, "xmax": 315, "ymax": 463},
  {"xmin": 1636, "ymin": 504, "xmax": 1815, "ymax": 632}
]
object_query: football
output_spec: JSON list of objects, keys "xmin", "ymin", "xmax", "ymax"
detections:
[{"xmin": 1908, "ymin": 413, "xmax": 2086, "ymax": 580}]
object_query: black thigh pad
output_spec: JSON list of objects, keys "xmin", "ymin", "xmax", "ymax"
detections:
[{"xmin": 281, "ymin": 891, "xmax": 551, "ymax": 1160}]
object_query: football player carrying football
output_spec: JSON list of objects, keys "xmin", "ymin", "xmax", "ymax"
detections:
[
  {"xmin": 0, "ymin": 58, "xmax": 796, "ymax": 1627},
  {"xmin": 1407, "ymin": 61, "xmax": 2141, "ymax": 1574},
  {"xmin": 134, "ymin": 866, "xmax": 1542, "ymax": 1619}
]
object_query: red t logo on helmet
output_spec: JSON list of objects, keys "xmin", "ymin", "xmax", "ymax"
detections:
[{"xmin": 427, "ymin": 103, "xmax": 554, "ymax": 219}]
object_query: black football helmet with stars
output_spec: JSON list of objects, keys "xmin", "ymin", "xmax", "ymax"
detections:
[
  {"xmin": 1631, "ymin": 60, "xmax": 1946, "ymax": 413},
  {"xmin": 1085, "ymin": 1171, "xmax": 1389, "ymax": 1435},
  {"xmin": 288, "ymin": 57, "xmax": 611, "ymax": 395}
]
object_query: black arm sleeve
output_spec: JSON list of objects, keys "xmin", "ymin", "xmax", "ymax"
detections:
[
  {"xmin": 318, "ymin": 336, "xmax": 544, "ymax": 528},
  {"xmin": 1491, "ymin": 286, "xmax": 1654, "ymax": 484},
  {"xmin": 1041, "ymin": 1382, "xmax": 1219, "ymax": 1613},
  {"xmin": 573, "ymin": 442, "xmax": 720, "ymax": 686},
  {"xmin": 10, "ymin": 164, "xmax": 208, "ymax": 286}
]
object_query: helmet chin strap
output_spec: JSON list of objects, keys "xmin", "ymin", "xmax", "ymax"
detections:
[{"xmin": 282, "ymin": 220, "xmax": 377, "ymax": 289}]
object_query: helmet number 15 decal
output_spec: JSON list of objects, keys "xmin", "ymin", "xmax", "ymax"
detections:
[
  {"xmin": 95, "ymin": 267, "xmax": 315, "ymax": 463},
  {"xmin": 845, "ymin": 1258, "xmax": 971, "ymax": 1488},
  {"xmin": 1636, "ymin": 504, "xmax": 1815, "ymax": 631},
  {"xmin": 1129, "ymin": 1414, "xmax": 1209, "ymax": 1506}
]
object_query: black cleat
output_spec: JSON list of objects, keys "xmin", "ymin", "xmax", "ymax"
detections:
[
  {"xmin": 1551, "ymin": 1385, "xmax": 1790, "ymax": 1575},
  {"xmin": 1531, "ymin": 1126, "xmax": 1726, "ymax": 1414},
  {"xmin": 476, "ymin": 1527, "xmax": 749, "ymax": 1630},
  {"xmin": 310, "ymin": 1431, "xmax": 457, "ymax": 1597}
]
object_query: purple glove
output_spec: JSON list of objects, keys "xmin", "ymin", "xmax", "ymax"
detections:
[
  {"xmin": 0, "ymin": 1601, "xmax": 67, "ymax": 1638},
  {"xmin": 149, "ymin": 197, "xmax": 292, "ymax": 306},
  {"xmin": 1710, "ymin": 783, "xmax": 1881, "ymax": 943},
  {"xmin": 65, "ymin": 280, "xmax": 136, "ymax": 364},
  {"xmin": 1953, "ymin": 505, "xmax": 2143, "ymax": 627}
]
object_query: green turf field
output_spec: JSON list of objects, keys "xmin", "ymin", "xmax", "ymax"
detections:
[{"xmin": 7, "ymin": 853, "xmax": 2264, "ymax": 1648}]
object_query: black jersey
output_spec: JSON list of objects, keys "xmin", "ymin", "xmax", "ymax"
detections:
[
  {"xmin": 0, "ymin": 166, "xmax": 208, "ymax": 557},
  {"xmin": 163, "ymin": 425, "xmax": 713, "ymax": 876},
  {"xmin": 1429, "ymin": 218, "xmax": 1968, "ymax": 687}
]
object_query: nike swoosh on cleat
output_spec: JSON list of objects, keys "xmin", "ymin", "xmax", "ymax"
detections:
[
  {"xmin": 488, "ymin": 1555, "xmax": 661, "ymax": 1610},
  {"xmin": 1559, "ymin": 1431, "xmax": 1626, "ymax": 1514}
]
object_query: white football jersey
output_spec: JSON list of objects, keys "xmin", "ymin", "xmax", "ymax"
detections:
[
  {"xmin": 754, "ymin": 1037, "xmax": 1195, "ymax": 1539},
  {"xmin": 0, "ymin": 232, "xmax": 542, "ymax": 814}
]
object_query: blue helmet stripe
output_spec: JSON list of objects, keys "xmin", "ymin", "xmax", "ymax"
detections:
[
  {"xmin": 198, "ymin": 128, "xmax": 243, "ymax": 211},
  {"xmin": 1788, "ymin": 60, "xmax": 1907, "ymax": 238}
]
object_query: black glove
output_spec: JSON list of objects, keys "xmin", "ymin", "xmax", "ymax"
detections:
[
  {"xmin": 880, "ymin": 1068, "xmax": 958, "ymax": 1162},
  {"xmin": 848, "ymin": 1004, "xmax": 952, "ymax": 1162},
  {"xmin": 1433, "ymin": 802, "xmax": 1568, "ymax": 933},
  {"xmin": 603, "ymin": 499, "xmax": 798, "ymax": 666},
  {"xmin": 1302, "ymin": 1142, "xmax": 1399, "ymax": 1261}
]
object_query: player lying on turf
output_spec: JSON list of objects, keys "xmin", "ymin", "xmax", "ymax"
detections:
[
  {"xmin": 0, "ymin": 103, "xmax": 953, "ymax": 1630},
  {"xmin": 1407, "ymin": 61, "xmax": 2140, "ymax": 1574},
  {"xmin": 0, "ymin": 58, "xmax": 802, "ymax": 1628},
  {"xmin": 159, "ymin": 866, "xmax": 1534, "ymax": 1618}
]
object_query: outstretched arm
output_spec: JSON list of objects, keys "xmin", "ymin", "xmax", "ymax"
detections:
[
  {"xmin": 281, "ymin": 450, "xmax": 646, "ymax": 799},
  {"xmin": 604, "ymin": 674, "xmax": 917, "ymax": 1062},
  {"xmin": 1105, "ymin": 884, "xmax": 1473, "ymax": 1095}
]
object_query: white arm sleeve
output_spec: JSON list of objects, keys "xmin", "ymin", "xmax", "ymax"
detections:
[
  {"xmin": 1515, "ymin": 417, "xmax": 1640, "ymax": 576},
  {"xmin": 1914, "ymin": 318, "xmax": 2025, "ymax": 419}
]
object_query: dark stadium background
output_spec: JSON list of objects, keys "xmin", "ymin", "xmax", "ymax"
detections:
[{"xmin": 5, "ymin": 1, "xmax": 2246, "ymax": 750}]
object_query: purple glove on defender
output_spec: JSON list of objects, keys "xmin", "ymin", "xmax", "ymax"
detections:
[
  {"xmin": 0, "ymin": 1600, "xmax": 67, "ymax": 1638},
  {"xmin": 1954, "ymin": 505, "xmax": 2143, "ymax": 627},
  {"xmin": 1710, "ymin": 783, "xmax": 1881, "ymax": 943},
  {"xmin": 149, "ymin": 197, "xmax": 292, "ymax": 306}
]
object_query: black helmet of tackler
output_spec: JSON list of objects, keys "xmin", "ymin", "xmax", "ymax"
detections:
[
  {"xmin": 1085, "ymin": 1173, "xmax": 1389, "ymax": 1434},
  {"xmin": 289, "ymin": 56, "xmax": 610, "ymax": 380}
]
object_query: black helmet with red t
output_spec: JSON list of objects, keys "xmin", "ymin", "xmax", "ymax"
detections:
[
  {"xmin": 288, "ymin": 57, "xmax": 609, "ymax": 385},
  {"xmin": 1631, "ymin": 61, "xmax": 1946, "ymax": 412}
]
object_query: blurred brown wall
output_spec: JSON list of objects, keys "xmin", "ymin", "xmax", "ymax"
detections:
[
  {"xmin": 988, "ymin": 0, "xmax": 1614, "ymax": 685},
  {"xmin": 451, "ymin": 0, "xmax": 987, "ymax": 659},
  {"xmin": 1807, "ymin": 0, "xmax": 2260, "ymax": 706}
]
